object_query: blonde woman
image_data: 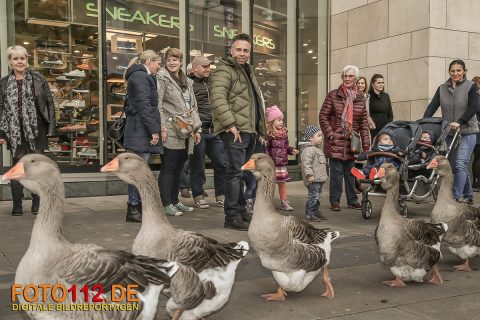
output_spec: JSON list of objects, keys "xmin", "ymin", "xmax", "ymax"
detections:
[
  {"xmin": 157, "ymin": 48, "xmax": 202, "ymax": 216},
  {"xmin": 123, "ymin": 50, "xmax": 162, "ymax": 223},
  {"xmin": 0, "ymin": 45, "xmax": 55, "ymax": 216}
]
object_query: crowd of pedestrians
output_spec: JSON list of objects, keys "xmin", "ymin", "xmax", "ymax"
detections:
[{"xmin": 1, "ymin": 42, "xmax": 479, "ymax": 229}]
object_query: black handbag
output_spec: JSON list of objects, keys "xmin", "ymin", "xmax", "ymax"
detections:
[
  {"xmin": 107, "ymin": 99, "xmax": 126, "ymax": 141},
  {"xmin": 350, "ymin": 131, "xmax": 362, "ymax": 154}
]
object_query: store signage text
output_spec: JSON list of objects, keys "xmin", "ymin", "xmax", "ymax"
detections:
[
  {"xmin": 213, "ymin": 26, "xmax": 275, "ymax": 49},
  {"xmin": 86, "ymin": 2, "xmax": 194, "ymax": 31},
  {"xmin": 84, "ymin": 2, "xmax": 275, "ymax": 50}
]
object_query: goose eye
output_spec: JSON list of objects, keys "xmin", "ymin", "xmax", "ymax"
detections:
[
  {"xmin": 125, "ymin": 157, "xmax": 129, "ymax": 160},
  {"xmin": 31, "ymin": 160, "xmax": 35, "ymax": 163}
]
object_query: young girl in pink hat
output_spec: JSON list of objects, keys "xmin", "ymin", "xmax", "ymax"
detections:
[{"xmin": 265, "ymin": 105, "xmax": 299, "ymax": 210}]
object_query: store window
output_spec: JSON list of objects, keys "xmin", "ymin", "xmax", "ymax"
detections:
[
  {"xmin": 8, "ymin": 0, "xmax": 101, "ymax": 168},
  {"xmin": 252, "ymin": 0, "xmax": 288, "ymax": 133},
  {"xmin": 298, "ymin": 0, "xmax": 328, "ymax": 136},
  {"xmin": 189, "ymin": 0, "xmax": 242, "ymax": 67}
]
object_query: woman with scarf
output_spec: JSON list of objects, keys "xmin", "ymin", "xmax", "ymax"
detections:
[
  {"xmin": 0, "ymin": 45, "xmax": 55, "ymax": 215},
  {"xmin": 157, "ymin": 48, "xmax": 202, "ymax": 216},
  {"xmin": 319, "ymin": 65, "xmax": 370, "ymax": 212}
]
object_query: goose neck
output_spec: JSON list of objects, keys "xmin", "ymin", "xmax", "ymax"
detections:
[
  {"xmin": 437, "ymin": 172, "xmax": 456, "ymax": 203},
  {"xmin": 254, "ymin": 173, "xmax": 276, "ymax": 215},
  {"xmin": 30, "ymin": 178, "xmax": 66, "ymax": 243},
  {"xmin": 134, "ymin": 170, "xmax": 174, "ymax": 231},
  {"xmin": 381, "ymin": 182, "xmax": 402, "ymax": 222}
]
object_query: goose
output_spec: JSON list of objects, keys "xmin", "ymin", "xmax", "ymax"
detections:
[
  {"xmin": 2, "ymin": 154, "xmax": 179, "ymax": 320},
  {"xmin": 427, "ymin": 155, "xmax": 480, "ymax": 272},
  {"xmin": 101, "ymin": 153, "xmax": 249, "ymax": 320},
  {"xmin": 241, "ymin": 153, "xmax": 339, "ymax": 301},
  {"xmin": 373, "ymin": 163, "xmax": 447, "ymax": 287}
]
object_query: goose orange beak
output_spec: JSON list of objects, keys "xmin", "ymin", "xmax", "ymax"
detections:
[
  {"xmin": 2, "ymin": 162, "xmax": 25, "ymax": 180},
  {"xmin": 241, "ymin": 159, "xmax": 255, "ymax": 171},
  {"xmin": 426, "ymin": 159, "xmax": 437, "ymax": 170},
  {"xmin": 101, "ymin": 157, "xmax": 119, "ymax": 173},
  {"xmin": 373, "ymin": 167, "xmax": 385, "ymax": 179}
]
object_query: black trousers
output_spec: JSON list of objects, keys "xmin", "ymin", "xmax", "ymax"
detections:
[
  {"xmin": 329, "ymin": 158, "xmax": 358, "ymax": 206},
  {"xmin": 159, "ymin": 147, "xmax": 188, "ymax": 207},
  {"xmin": 220, "ymin": 132, "xmax": 256, "ymax": 220},
  {"xmin": 11, "ymin": 146, "xmax": 42, "ymax": 208}
]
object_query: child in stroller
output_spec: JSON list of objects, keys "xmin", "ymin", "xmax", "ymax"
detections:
[
  {"xmin": 409, "ymin": 130, "xmax": 435, "ymax": 164},
  {"xmin": 351, "ymin": 132, "xmax": 404, "ymax": 180}
]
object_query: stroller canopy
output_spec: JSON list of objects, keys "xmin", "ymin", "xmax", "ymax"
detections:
[{"xmin": 415, "ymin": 117, "xmax": 450, "ymax": 147}]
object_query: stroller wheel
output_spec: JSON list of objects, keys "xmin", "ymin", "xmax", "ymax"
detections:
[
  {"xmin": 361, "ymin": 199, "xmax": 372, "ymax": 219},
  {"xmin": 399, "ymin": 201, "xmax": 408, "ymax": 217}
]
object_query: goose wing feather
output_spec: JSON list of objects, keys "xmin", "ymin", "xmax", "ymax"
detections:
[
  {"xmin": 395, "ymin": 234, "xmax": 441, "ymax": 269},
  {"xmin": 170, "ymin": 231, "xmax": 246, "ymax": 272},
  {"xmin": 404, "ymin": 219, "xmax": 447, "ymax": 245},
  {"xmin": 279, "ymin": 216, "xmax": 330, "ymax": 272},
  {"xmin": 58, "ymin": 244, "xmax": 176, "ymax": 293}
]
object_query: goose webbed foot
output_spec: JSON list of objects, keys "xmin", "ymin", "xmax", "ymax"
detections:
[
  {"xmin": 321, "ymin": 266, "xmax": 335, "ymax": 299},
  {"xmin": 171, "ymin": 309, "xmax": 184, "ymax": 320},
  {"xmin": 453, "ymin": 259, "xmax": 471, "ymax": 272},
  {"xmin": 382, "ymin": 278, "xmax": 406, "ymax": 288},
  {"xmin": 427, "ymin": 264, "xmax": 444, "ymax": 285},
  {"xmin": 261, "ymin": 287, "xmax": 287, "ymax": 302}
]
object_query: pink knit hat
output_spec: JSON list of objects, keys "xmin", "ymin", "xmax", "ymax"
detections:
[{"xmin": 266, "ymin": 105, "xmax": 284, "ymax": 123}]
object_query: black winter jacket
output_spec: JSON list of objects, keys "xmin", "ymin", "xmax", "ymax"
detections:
[
  {"xmin": 190, "ymin": 75, "xmax": 212, "ymax": 131},
  {"xmin": 123, "ymin": 64, "xmax": 162, "ymax": 154},
  {"xmin": 0, "ymin": 70, "xmax": 56, "ymax": 137},
  {"xmin": 369, "ymin": 91, "xmax": 393, "ymax": 132}
]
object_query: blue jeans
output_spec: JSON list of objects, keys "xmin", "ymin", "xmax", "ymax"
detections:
[
  {"xmin": 306, "ymin": 182, "xmax": 323, "ymax": 216},
  {"xmin": 190, "ymin": 132, "xmax": 227, "ymax": 198},
  {"xmin": 446, "ymin": 133, "xmax": 477, "ymax": 200},
  {"xmin": 127, "ymin": 152, "xmax": 151, "ymax": 205},
  {"xmin": 220, "ymin": 132, "xmax": 256, "ymax": 220},
  {"xmin": 244, "ymin": 136, "xmax": 266, "ymax": 200},
  {"xmin": 329, "ymin": 158, "xmax": 358, "ymax": 206}
]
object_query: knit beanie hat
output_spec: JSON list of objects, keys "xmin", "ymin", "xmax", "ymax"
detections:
[
  {"xmin": 303, "ymin": 125, "xmax": 321, "ymax": 141},
  {"xmin": 266, "ymin": 105, "xmax": 284, "ymax": 123}
]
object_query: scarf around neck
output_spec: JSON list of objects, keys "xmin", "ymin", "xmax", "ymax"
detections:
[
  {"xmin": 1, "ymin": 70, "xmax": 38, "ymax": 156},
  {"xmin": 168, "ymin": 69, "xmax": 189, "ymax": 91},
  {"xmin": 341, "ymin": 83, "xmax": 358, "ymax": 133}
]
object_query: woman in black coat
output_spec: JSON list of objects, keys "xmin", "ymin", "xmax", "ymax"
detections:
[
  {"xmin": 123, "ymin": 50, "xmax": 162, "ymax": 223},
  {"xmin": 0, "ymin": 45, "xmax": 55, "ymax": 216},
  {"xmin": 368, "ymin": 74, "xmax": 393, "ymax": 139}
]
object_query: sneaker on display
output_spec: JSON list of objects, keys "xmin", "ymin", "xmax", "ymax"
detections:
[
  {"xmin": 78, "ymin": 148, "xmax": 97, "ymax": 157},
  {"xmin": 42, "ymin": 59, "xmax": 64, "ymax": 65},
  {"xmin": 72, "ymin": 86, "xmax": 89, "ymax": 93},
  {"xmin": 63, "ymin": 69, "xmax": 86, "ymax": 77},
  {"xmin": 56, "ymin": 75, "xmax": 68, "ymax": 81}
]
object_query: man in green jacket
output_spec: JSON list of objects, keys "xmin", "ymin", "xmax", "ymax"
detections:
[{"xmin": 209, "ymin": 33, "xmax": 266, "ymax": 231}]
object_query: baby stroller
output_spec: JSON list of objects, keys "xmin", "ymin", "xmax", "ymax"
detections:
[{"xmin": 359, "ymin": 118, "xmax": 458, "ymax": 219}]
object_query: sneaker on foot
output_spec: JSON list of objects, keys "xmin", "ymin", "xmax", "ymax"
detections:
[
  {"xmin": 176, "ymin": 202, "xmax": 194, "ymax": 212},
  {"xmin": 281, "ymin": 200, "xmax": 294, "ymax": 211},
  {"xmin": 331, "ymin": 203, "xmax": 341, "ymax": 211},
  {"xmin": 348, "ymin": 203, "xmax": 362, "ymax": 210},
  {"xmin": 194, "ymin": 196, "xmax": 209, "ymax": 209},
  {"xmin": 351, "ymin": 167, "xmax": 366, "ymax": 179},
  {"xmin": 369, "ymin": 167, "xmax": 378, "ymax": 180},
  {"xmin": 306, "ymin": 214, "xmax": 321, "ymax": 221},
  {"xmin": 215, "ymin": 196, "xmax": 225, "ymax": 207},
  {"xmin": 164, "ymin": 204, "xmax": 183, "ymax": 216}
]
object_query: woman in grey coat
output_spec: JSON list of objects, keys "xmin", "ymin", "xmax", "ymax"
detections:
[{"xmin": 157, "ymin": 48, "xmax": 202, "ymax": 216}]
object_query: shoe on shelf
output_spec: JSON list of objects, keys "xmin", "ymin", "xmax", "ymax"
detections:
[
  {"xmin": 56, "ymin": 75, "xmax": 68, "ymax": 81},
  {"xmin": 77, "ymin": 148, "xmax": 97, "ymax": 157},
  {"xmin": 64, "ymin": 69, "xmax": 86, "ymax": 77},
  {"xmin": 164, "ymin": 204, "xmax": 183, "ymax": 216},
  {"xmin": 42, "ymin": 59, "xmax": 64, "ymax": 65},
  {"xmin": 215, "ymin": 195, "xmax": 224, "ymax": 207},
  {"xmin": 281, "ymin": 200, "xmax": 294, "ymax": 211},
  {"xmin": 331, "ymin": 203, "xmax": 341, "ymax": 211},
  {"xmin": 351, "ymin": 167, "xmax": 366, "ymax": 180},
  {"xmin": 176, "ymin": 202, "xmax": 194, "ymax": 212},
  {"xmin": 224, "ymin": 217, "xmax": 249, "ymax": 231},
  {"xmin": 348, "ymin": 203, "xmax": 362, "ymax": 210},
  {"xmin": 72, "ymin": 86, "xmax": 89, "ymax": 93},
  {"xmin": 180, "ymin": 188, "xmax": 190, "ymax": 198},
  {"xmin": 194, "ymin": 196, "xmax": 209, "ymax": 209}
]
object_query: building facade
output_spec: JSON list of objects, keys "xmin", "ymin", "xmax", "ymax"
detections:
[{"xmin": 0, "ymin": 0, "xmax": 328, "ymax": 198}]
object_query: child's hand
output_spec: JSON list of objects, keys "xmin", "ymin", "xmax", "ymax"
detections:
[
  {"xmin": 292, "ymin": 148, "xmax": 299, "ymax": 155},
  {"xmin": 308, "ymin": 176, "xmax": 315, "ymax": 182}
]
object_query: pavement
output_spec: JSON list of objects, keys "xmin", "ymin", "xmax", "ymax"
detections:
[{"xmin": 0, "ymin": 181, "xmax": 479, "ymax": 320}]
